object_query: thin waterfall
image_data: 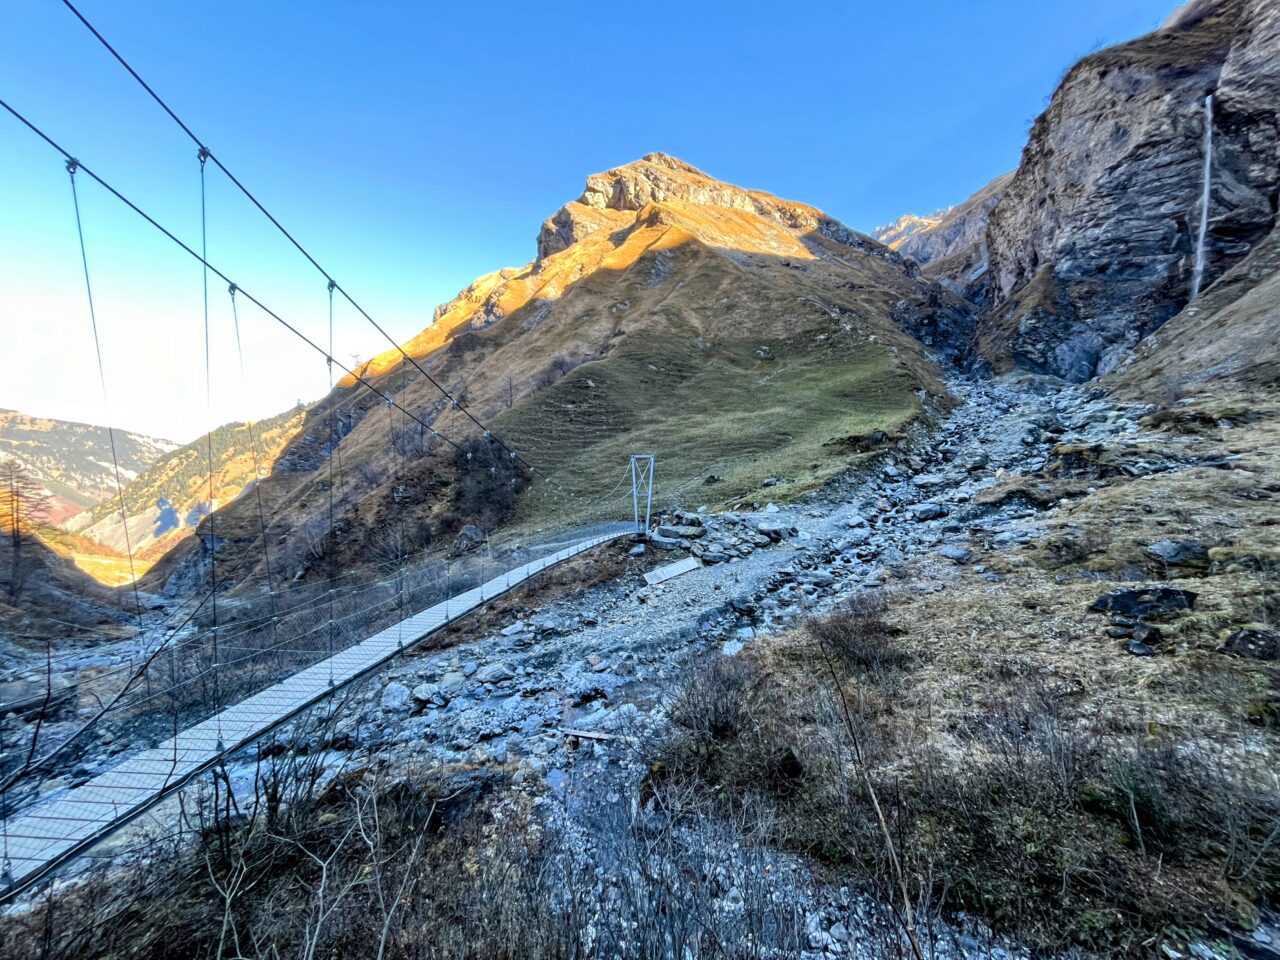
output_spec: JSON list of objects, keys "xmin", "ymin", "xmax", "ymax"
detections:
[{"xmin": 1190, "ymin": 93, "xmax": 1214, "ymax": 299}]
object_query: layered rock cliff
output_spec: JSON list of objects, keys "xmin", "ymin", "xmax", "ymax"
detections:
[
  {"xmin": 874, "ymin": 172, "xmax": 1014, "ymax": 305},
  {"xmin": 978, "ymin": 0, "xmax": 1280, "ymax": 381}
]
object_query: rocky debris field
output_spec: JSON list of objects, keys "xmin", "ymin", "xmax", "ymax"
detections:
[{"xmin": 205, "ymin": 370, "xmax": 1278, "ymax": 958}]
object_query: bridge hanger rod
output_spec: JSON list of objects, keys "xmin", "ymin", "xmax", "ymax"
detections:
[{"xmin": 59, "ymin": 0, "xmax": 542, "ymax": 479}]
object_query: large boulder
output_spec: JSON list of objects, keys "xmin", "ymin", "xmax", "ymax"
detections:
[
  {"xmin": 1145, "ymin": 539, "xmax": 1210, "ymax": 568},
  {"xmin": 475, "ymin": 662, "xmax": 516, "ymax": 684},
  {"xmin": 381, "ymin": 681, "xmax": 413, "ymax": 713},
  {"xmin": 756, "ymin": 521, "xmax": 793, "ymax": 542},
  {"xmin": 1088, "ymin": 587, "xmax": 1198, "ymax": 620},
  {"xmin": 455, "ymin": 524, "xmax": 487, "ymax": 553},
  {"xmin": 1219, "ymin": 626, "xmax": 1279, "ymax": 660},
  {"xmin": 909, "ymin": 502, "xmax": 947, "ymax": 521}
]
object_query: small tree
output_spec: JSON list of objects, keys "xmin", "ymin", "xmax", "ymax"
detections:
[{"xmin": 1, "ymin": 460, "xmax": 51, "ymax": 602}]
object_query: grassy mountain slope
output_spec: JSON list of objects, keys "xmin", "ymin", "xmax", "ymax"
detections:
[
  {"xmin": 0, "ymin": 525, "xmax": 131, "ymax": 649},
  {"xmin": 184, "ymin": 154, "xmax": 968, "ymax": 594},
  {"xmin": 0, "ymin": 410, "xmax": 176, "ymax": 525},
  {"xmin": 329, "ymin": 155, "xmax": 960, "ymax": 522},
  {"xmin": 73, "ymin": 407, "xmax": 308, "ymax": 578}
]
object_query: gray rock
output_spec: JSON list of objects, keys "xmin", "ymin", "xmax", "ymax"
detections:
[
  {"xmin": 912, "ymin": 473, "xmax": 949, "ymax": 488},
  {"xmin": 909, "ymin": 502, "xmax": 947, "ymax": 521},
  {"xmin": 455, "ymin": 524, "xmax": 486, "ymax": 551},
  {"xmin": 1145, "ymin": 539, "xmax": 1210, "ymax": 568},
  {"xmin": 937, "ymin": 544, "xmax": 973, "ymax": 563},
  {"xmin": 657, "ymin": 524, "xmax": 705, "ymax": 540},
  {"xmin": 1128, "ymin": 638, "xmax": 1156, "ymax": 656},
  {"xmin": 756, "ymin": 521, "xmax": 790, "ymax": 541},
  {"xmin": 1089, "ymin": 587, "xmax": 1197, "ymax": 620},
  {"xmin": 475, "ymin": 662, "xmax": 515, "ymax": 684},
  {"xmin": 500, "ymin": 620, "xmax": 528, "ymax": 637},
  {"xmin": 438, "ymin": 671, "xmax": 467, "ymax": 695},
  {"xmin": 381, "ymin": 682, "xmax": 412, "ymax": 713},
  {"xmin": 1219, "ymin": 627, "xmax": 1279, "ymax": 661},
  {"xmin": 412, "ymin": 682, "xmax": 445, "ymax": 705}
]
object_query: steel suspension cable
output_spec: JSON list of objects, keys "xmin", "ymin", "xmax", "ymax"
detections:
[
  {"xmin": 65, "ymin": 161, "xmax": 143, "ymax": 621},
  {"xmin": 59, "ymin": 0, "xmax": 543, "ymax": 480}
]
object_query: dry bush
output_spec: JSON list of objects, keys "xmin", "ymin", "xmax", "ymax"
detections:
[
  {"xmin": 660, "ymin": 656, "xmax": 808, "ymax": 804},
  {"xmin": 806, "ymin": 595, "xmax": 913, "ymax": 679},
  {"xmin": 651, "ymin": 607, "xmax": 1280, "ymax": 956}
]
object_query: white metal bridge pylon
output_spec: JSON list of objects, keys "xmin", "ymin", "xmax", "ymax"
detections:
[{"xmin": 630, "ymin": 454, "xmax": 655, "ymax": 533}]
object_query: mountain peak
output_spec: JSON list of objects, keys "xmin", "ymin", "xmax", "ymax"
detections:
[
  {"xmin": 536, "ymin": 153, "xmax": 879, "ymax": 261},
  {"xmin": 635, "ymin": 152, "xmax": 708, "ymax": 175}
]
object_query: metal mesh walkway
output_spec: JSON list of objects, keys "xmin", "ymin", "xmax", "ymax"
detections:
[{"xmin": 0, "ymin": 523, "xmax": 635, "ymax": 903}]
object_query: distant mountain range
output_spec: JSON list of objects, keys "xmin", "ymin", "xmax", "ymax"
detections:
[
  {"xmin": 0, "ymin": 409, "xmax": 177, "ymax": 525},
  {"xmin": 0, "ymin": 404, "xmax": 308, "ymax": 591},
  {"xmin": 68, "ymin": 405, "xmax": 308, "ymax": 566}
]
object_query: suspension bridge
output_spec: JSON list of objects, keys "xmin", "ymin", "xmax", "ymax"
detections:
[{"xmin": 0, "ymin": 2, "xmax": 658, "ymax": 905}]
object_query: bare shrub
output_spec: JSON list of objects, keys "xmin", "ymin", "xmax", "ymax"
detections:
[
  {"xmin": 806, "ymin": 595, "xmax": 913, "ymax": 679},
  {"xmin": 532, "ymin": 366, "xmax": 559, "ymax": 390},
  {"xmin": 669, "ymin": 655, "xmax": 757, "ymax": 743},
  {"xmin": 651, "ymin": 615, "xmax": 1280, "ymax": 955},
  {"xmin": 499, "ymin": 373, "xmax": 517, "ymax": 409}
]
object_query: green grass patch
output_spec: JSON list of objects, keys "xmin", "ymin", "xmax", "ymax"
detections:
[{"xmin": 494, "ymin": 328, "xmax": 922, "ymax": 528}]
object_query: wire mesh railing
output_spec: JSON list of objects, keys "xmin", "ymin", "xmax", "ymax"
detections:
[{"xmin": 0, "ymin": 519, "xmax": 636, "ymax": 903}]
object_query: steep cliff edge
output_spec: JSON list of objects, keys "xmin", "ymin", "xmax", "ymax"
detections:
[
  {"xmin": 874, "ymin": 172, "xmax": 1014, "ymax": 305},
  {"xmin": 979, "ymin": 0, "xmax": 1279, "ymax": 381},
  {"xmin": 1108, "ymin": 222, "xmax": 1280, "ymax": 394}
]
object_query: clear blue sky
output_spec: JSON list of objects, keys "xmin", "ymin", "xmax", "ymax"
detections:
[{"xmin": 1, "ymin": 0, "xmax": 1177, "ymax": 441}]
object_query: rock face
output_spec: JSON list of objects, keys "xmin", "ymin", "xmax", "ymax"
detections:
[
  {"xmin": 1108, "ymin": 222, "xmax": 1280, "ymax": 392},
  {"xmin": 874, "ymin": 172, "xmax": 1014, "ymax": 305},
  {"xmin": 979, "ymin": 0, "xmax": 1280, "ymax": 381}
]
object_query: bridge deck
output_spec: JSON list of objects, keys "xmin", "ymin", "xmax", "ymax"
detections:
[{"xmin": 0, "ymin": 526, "xmax": 633, "ymax": 902}]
